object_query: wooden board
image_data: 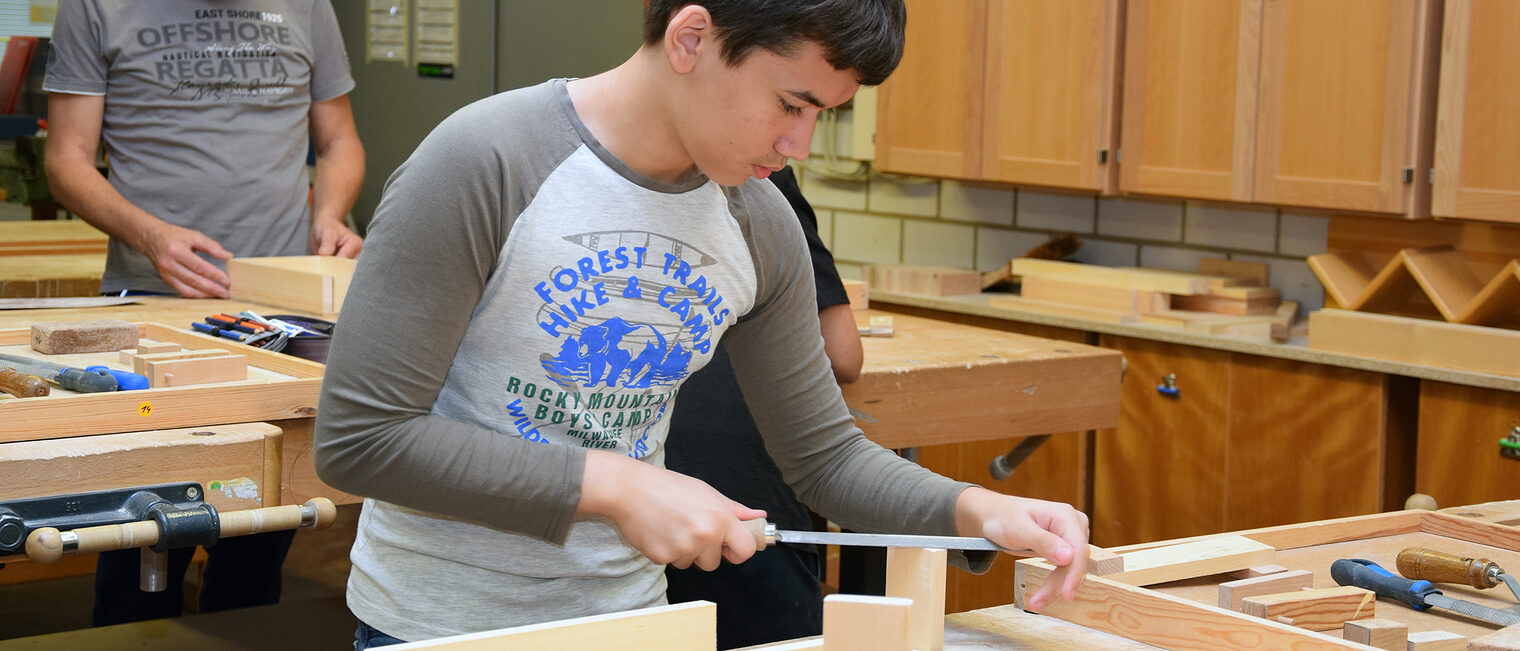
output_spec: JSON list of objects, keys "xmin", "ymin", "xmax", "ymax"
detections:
[
  {"xmin": 843, "ymin": 311, "xmax": 1122, "ymax": 448},
  {"xmin": 863, "ymin": 264, "xmax": 982, "ymax": 297},
  {"xmin": 385, "ymin": 601, "xmax": 716, "ymax": 650},
  {"xmin": 0, "ymin": 322, "xmax": 322, "ymax": 442},
  {"xmin": 227, "ymin": 255, "xmax": 356, "ymax": 315},
  {"xmin": 0, "ymin": 221, "xmax": 107, "ymax": 257},
  {"xmin": 1010, "ymin": 258, "xmax": 1237, "ymax": 295},
  {"xmin": 1307, "ymin": 309, "xmax": 1520, "ymax": 378},
  {"xmin": 986, "ymin": 295, "xmax": 1140, "ymax": 324},
  {"xmin": 1218, "ymin": 569, "xmax": 1315, "ymax": 611},
  {"xmin": 1018, "ymin": 276, "xmax": 1169, "ymax": 314},
  {"xmin": 0, "ymin": 254, "xmax": 105, "ymax": 298},
  {"xmin": 1106, "ymin": 535, "xmax": 1277, "ymax": 587},
  {"xmin": 1239, "ymin": 586, "xmax": 1375, "ymax": 631}
]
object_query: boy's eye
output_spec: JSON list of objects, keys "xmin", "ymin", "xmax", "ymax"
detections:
[{"xmin": 780, "ymin": 99, "xmax": 803, "ymax": 116}]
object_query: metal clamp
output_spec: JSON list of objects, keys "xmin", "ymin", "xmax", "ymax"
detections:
[{"xmin": 1156, "ymin": 373, "xmax": 1180, "ymax": 398}]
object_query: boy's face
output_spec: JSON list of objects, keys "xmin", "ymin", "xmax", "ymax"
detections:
[{"xmin": 682, "ymin": 40, "xmax": 859, "ymax": 186}]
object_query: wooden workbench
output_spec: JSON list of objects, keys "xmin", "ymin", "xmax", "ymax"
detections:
[{"xmin": 0, "ymin": 221, "xmax": 108, "ymax": 298}]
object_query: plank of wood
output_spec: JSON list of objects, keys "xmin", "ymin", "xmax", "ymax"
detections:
[
  {"xmin": 1342, "ymin": 618, "xmax": 1407, "ymax": 651},
  {"xmin": 1470, "ymin": 623, "xmax": 1520, "ymax": 651},
  {"xmin": 1010, "ymin": 258, "xmax": 1228, "ymax": 295},
  {"xmin": 1088, "ymin": 546, "xmax": 1125, "ymax": 576},
  {"xmin": 841, "ymin": 279, "xmax": 869, "ymax": 311},
  {"xmin": 1438, "ymin": 501, "xmax": 1520, "ymax": 527},
  {"xmin": 1013, "ymin": 560, "xmax": 1364, "ymax": 650},
  {"xmin": 823, "ymin": 594, "xmax": 913, "ymax": 651},
  {"xmin": 0, "ymin": 423, "xmax": 280, "ymax": 511},
  {"xmin": 1306, "ymin": 309, "xmax": 1520, "ymax": 377},
  {"xmin": 385, "ymin": 601, "xmax": 715, "ymax": 650},
  {"xmin": 1307, "ymin": 250, "xmax": 1394, "ymax": 309},
  {"xmin": 1240, "ymin": 586, "xmax": 1375, "ymax": 631},
  {"xmin": 1018, "ymin": 275, "xmax": 1168, "ymax": 314},
  {"xmin": 1402, "ymin": 246, "xmax": 1487, "ymax": 321},
  {"xmin": 145, "ymin": 354, "xmax": 248, "ymax": 387},
  {"xmin": 985, "ymin": 295, "xmax": 1140, "ymax": 323},
  {"xmin": 227, "ymin": 255, "xmax": 355, "ymax": 315},
  {"xmin": 864, "ymin": 264, "xmax": 982, "ymax": 297},
  {"xmin": 1227, "ymin": 564, "xmax": 1290, "ymax": 579},
  {"xmin": 1171, "ymin": 290, "xmax": 1280, "ymax": 316},
  {"xmin": 1456, "ymin": 259, "xmax": 1520, "ymax": 326},
  {"xmin": 1198, "ymin": 258, "xmax": 1269, "ymax": 287},
  {"xmin": 131, "ymin": 349, "xmax": 238, "ymax": 376},
  {"xmin": 1217, "ymin": 569, "xmax": 1314, "ymax": 611},
  {"xmin": 1107, "ymin": 535, "xmax": 1277, "ymax": 587},
  {"xmin": 886, "ymin": 547, "xmax": 946, "ymax": 651},
  {"xmin": 1405, "ymin": 630, "xmax": 1466, "ymax": 650},
  {"xmin": 1269, "ymin": 300, "xmax": 1298, "ymax": 341}
]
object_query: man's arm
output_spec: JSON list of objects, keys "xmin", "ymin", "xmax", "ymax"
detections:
[
  {"xmin": 44, "ymin": 92, "xmax": 232, "ymax": 297},
  {"xmin": 308, "ymin": 94, "xmax": 364, "ymax": 257},
  {"xmin": 818, "ymin": 301, "xmax": 862, "ymax": 383}
]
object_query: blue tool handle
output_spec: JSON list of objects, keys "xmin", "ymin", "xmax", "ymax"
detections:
[
  {"xmin": 191, "ymin": 321, "xmax": 245, "ymax": 341},
  {"xmin": 54, "ymin": 367, "xmax": 118, "ymax": 393},
  {"xmin": 84, "ymin": 365, "xmax": 150, "ymax": 391},
  {"xmin": 1332, "ymin": 558, "xmax": 1437, "ymax": 610}
]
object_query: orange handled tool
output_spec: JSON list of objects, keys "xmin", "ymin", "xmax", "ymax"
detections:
[
  {"xmin": 1397, "ymin": 547, "xmax": 1503, "ymax": 590},
  {"xmin": 0, "ymin": 367, "xmax": 49, "ymax": 398}
]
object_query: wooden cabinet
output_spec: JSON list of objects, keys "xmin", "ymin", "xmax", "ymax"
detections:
[
  {"xmin": 1093, "ymin": 336, "xmax": 1401, "ymax": 546},
  {"xmin": 876, "ymin": 0, "xmax": 1122, "ymax": 192},
  {"xmin": 1416, "ymin": 381, "xmax": 1520, "ymax": 506},
  {"xmin": 1120, "ymin": 0, "xmax": 1440, "ymax": 215},
  {"xmin": 1431, "ymin": 0, "xmax": 1520, "ymax": 222}
]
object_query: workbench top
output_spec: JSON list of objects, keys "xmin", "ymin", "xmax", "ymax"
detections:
[
  {"xmin": 872, "ymin": 289, "xmax": 1520, "ymax": 393},
  {"xmin": 0, "ymin": 296, "xmax": 319, "ymax": 330}
]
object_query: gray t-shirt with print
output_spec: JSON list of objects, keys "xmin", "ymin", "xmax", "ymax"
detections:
[
  {"xmin": 315, "ymin": 80, "xmax": 978, "ymax": 642},
  {"xmin": 43, "ymin": 0, "xmax": 354, "ymax": 294}
]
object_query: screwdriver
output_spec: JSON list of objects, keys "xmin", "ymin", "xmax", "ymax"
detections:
[{"xmin": 1398, "ymin": 547, "xmax": 1508, "ymax": 591}]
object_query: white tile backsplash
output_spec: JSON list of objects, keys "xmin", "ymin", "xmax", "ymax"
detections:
[
  {"xmin": 903, "ymin": 219, "xmax": 976, "ymax": 269},
  {"xmin": 1234, "ymin": 254, "xmax": 1325, "ymax": 312},
  {"xmin": 831, "ymin": 211, "xmax": 901, "ymax": 263},
  {"xmin": 941, "ymin": 180, "xmax": 1015, "ymax": 226},
  {"xmin": 1279, "ymin": 212, "xmax": 1330, "ymax": 257},
  {"xmin": 800, "ymin": 170, "xmax": 868, "ymax": 211},
  {"xmin": 975, "ymin": 228, "xmax": 1052, "ymax": 271},
  {"xmin": 1070, "ymin": 238, "xmax": 1139, "ymax": 268},
  {"xmin": 814, "ymin": 209, "xmax": 834, "ymax": 250},
  {"xmin": 1185, "ymin": 202, "xmax": 1278, "ymax": 252},
  {"xmin": 1140, "ymin": 246, "xmax": 1226, "ymax": 273},
  {"xmin": 1098, "ymin": 197, "xmax": 1184, "ymax": 241},
  {"xmin": 1016, "ymin": 190, "xmax": 1096, "ymax": 233},
  {"xmin": 867, "ymin": 175, "xmax": 939, "ymax": 217}
]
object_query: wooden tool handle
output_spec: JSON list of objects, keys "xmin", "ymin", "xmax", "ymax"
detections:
[
  {"xmin": 0, "ymin": 367, "xmax": 49, "ymax": 398},
  {"xmin": 24, "ymin": 498, "xmax": 338, "ymax": 564},
  {"xmin": 1396, "ymin": 547, "xmax": 1498, "ymax": 589},
  {"xmin": 741, "ymin": 518, "xmax": 772, "ymax": 549}
]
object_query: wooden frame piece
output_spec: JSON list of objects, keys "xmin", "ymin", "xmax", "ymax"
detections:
[
  {"xmin": 1104, "ymin": 535, "xmax": 1276, "ymax": 587},
  {"xmin": 822, "ymin": 594, "xmax": 913, "ymax": 651},
  {"xmin": 1239, "ymin": 586, "xmax": 1375, "ymax": 631},
  {"xmin": 384, "ymin": 601, "xmax": 716, "ymax": 650},
  {"xmin": 1406, "ymin": 630, "xmax": 1466, "ymax": 650},
  {"xmin": 227, "ymin": 255, "xmax": 356, "ymax": 315},
  {"xmin": 1307, "ymin": 309, "xmax": 1520, "ymax": 378},
  {"xmin": 144, "ymin": 354, "xmax": 248, "ymax": 388},
  {"xmin": 1218, "ymin": 569, "xmax": 1314, "ymax": 611},
  {"xmin": 130, "ymin": 349, "xmax": 239, "ymax": 376},
  {"xmin": 885, "ymin": 547, "xmax": 946, "ymax": 651}
]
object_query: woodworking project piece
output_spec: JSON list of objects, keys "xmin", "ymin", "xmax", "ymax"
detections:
[
  {"xmin": 1019, "ymin": 275, "xmax": 1169, "ymax": 314},
  {"xmin": 1198, "ymin": 258, "xmax": 1270, "ymax": 287},
  {"xmin": 1240, "ymin": 586, "xmax": 1374, "ymax": 631},
  {"xmin": 885, "ymin": 547, "xmax": 946, "ymax": 651},
  {"xmin": 1107, "ymin": 535, "xmax": 1277, "ymax": 586},
  {"xmin": 1308, "ymin": 246, "xmax": 1520, "ymax": 326},
  {"xmin": 1217, "ymin": 569, "xmax": 1315, "ymax": 611},
  {"xmin": 1171, "ymin": 286, "xmax": 1281, "ymax": 316},
  {"xmin": 227, "ymin": 255, "xmax": 356, "ymax": 315},
  {"xmin": 1088, "ymin": 546, "xmax": 1125, "ymax": 576},
  {"xmin": 822, "ymin": 594, "xmax": 913, "ymax": 651},
  {"xmin": 1405, "ymin": 630, "xmax": 1466, "ymax": 650},
  {"xmin": 1471, "ymin": 623, "xmax": 1520, "ymax": 650},
  {"xmin": 1343, "ymin": 618, "xmax": 1407, "ymax": 651},
  {"xmin": 382, "ymin": 601, "xmax": 716, "ymax": 650},
  {"xmin": 863, "ymin": 264, "xmax": 982, "ymax": 297},
  {"xmin": 1010, "ymin": 258, "xmax": 1238, "ymax": 295},
  {"xmin": 841, "ymin": 279, "xmax": 868, "ymax": 311},
  {"xmin": 986, "ymin": 295, "xmax": 1140, "ymax": 324},
  {"xmin": 1228, "ymin": 564, "xmax": 1290, "ymax": 579},
  {"xmin": 130, "ymin": 349, "xmax": 239, "ymax": 376},
  {"xmin": 1307, "ymin": 309, "xmax": 1520, "ymax": 377},
  {"xmin": 144, "ymin": 354, "xmax": 248, "ymax": 388},
  {"xmin": 30, "ymin": 319, "xmax": 138, "ymax": 354},
  {"xmin": 117, "ymin": 341, "xmax": 182, "ymax": 364}
]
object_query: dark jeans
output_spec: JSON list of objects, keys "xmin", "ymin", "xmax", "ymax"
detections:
[
  {"xmin": 354, "ymin": 621, "xmax": 407, "ymax": 649},
  {"xmin": 664, "ymin": 543, "xmax": 823, "ymax": 650},
  {"xmin": 92, "ymin": 530, "xmax": 296, "ymax": 626}
]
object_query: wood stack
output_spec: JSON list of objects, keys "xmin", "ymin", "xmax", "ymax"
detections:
[
  {"xmin": 0, "ymin": 221, "xmax": 107, "ymax": 257},
  {"xmin": 990, "ymin": 258, "xmax": 1294, "ymax": 341},
  {"xmin": 862, "ymin": 263, "xmax": 982, "ymax": 297}
]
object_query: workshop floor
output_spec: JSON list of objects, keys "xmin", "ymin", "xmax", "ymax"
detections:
[{"xmin": 0, "ymin": 503, "xmax": 361, "ymax": 650}]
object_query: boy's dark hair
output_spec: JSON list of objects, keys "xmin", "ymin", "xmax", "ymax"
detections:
[{"xmin": 643, "ymin": 0, "xmax": 905, "ymax": 86}]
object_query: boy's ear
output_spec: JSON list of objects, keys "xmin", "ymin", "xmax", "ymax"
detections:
[{"xmin": 664, "ymin": 4, "xmax": 712, "ymax": 74}]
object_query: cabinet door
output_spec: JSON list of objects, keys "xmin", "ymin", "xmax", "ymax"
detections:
[
  {"xmin": 1119, "ymin": 0, "xmax": 1261, "ymax": 202},
  {"xmin": 1417, "ymin": 382, "xmax": 1520, "ymax": 507},
  {"xmin": 1253, "ymin": 0, "xmax": 1438, "ymax": 214},
  {"xmin": 1094, "ymin": 336, "xmax": 1230, "ymax": 546},
  {"xmin": 980, "ymin": 0, "xmax": 1121, "ymax": 192},
  {"xmin": 874, "ymin": 0, "xmax": 987, "ymax": 179},
  {"xmin": 1432, "ymin": 0, "xmax": 1520, "ymax": 222}
]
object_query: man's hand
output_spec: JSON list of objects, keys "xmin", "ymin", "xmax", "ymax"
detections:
[
  {"xmin": 579, "ymin": 450, "xmax": 766, "ymax": 571},
  {"xmin": 955, "ymin": 487, "xmax": 1089, "ymax": 612},
  {"xmin": 142, "ymin": 222, "xmax": 234, "ymax": 298},
  {"xmin": 311, "ymin": 217, "xmax": 362, "ymax": 258}
]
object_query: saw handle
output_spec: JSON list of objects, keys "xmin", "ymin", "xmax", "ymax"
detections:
[
  {"xmin": 1397, "ymin": 547, "xmax": 1500, "ymax": 589},
  {"xmin": 24, "ymin": 498, "xmax": 338, "ymax": 564},
  {"xmin": 0, "ymin": 367, "xmax": 49, "ymax": 398}
]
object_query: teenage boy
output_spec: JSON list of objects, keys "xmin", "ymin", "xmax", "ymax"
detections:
[{"xmin": 316, "ymin": 1, "xmax": 1089, "ymax": 645}]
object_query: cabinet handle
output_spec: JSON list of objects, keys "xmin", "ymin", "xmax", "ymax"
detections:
[{"xmin": 1156, "ymin": 373, "xmax": 1179, "ymax": 398}]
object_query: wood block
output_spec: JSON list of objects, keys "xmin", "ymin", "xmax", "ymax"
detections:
[
  {"xmin": 144, "ymin": 354, "xmax": 248, "ymax": 388},
  {"xmin": 864, "ymin": 264, "xmax": 982, "ymax": 297},
  {"xmin": 131, "ymin": 349, "xmax": 239, "ymax": 377},
  {"xmin": 1217, "ymin": 569, "xmax": 1315, "ymax": 611},
  {"xmin": 380, "ymin": 601, "xmax": 715, "ymax": 650},
  {"xmin": 227, "ymin": 255, "xmax": 356, "ymax": 314},
  {"xmin": 822, "ymin": 594, "xmax": 913, "ymax": 651},
  {"xmin": 118, "ymin": 341, "xmax": 186, "ymax": 365},
  {"xmin": 1199, "ymin": 257, "xmax": 1270, "ymax": 287},
  {"xmin": 29, "ymin": 319, "xmax": 138, "ymax": 354},
  {"xmin": 1107, "ymin": 535, "xmax": 1276, "ymax": 587},
  {"xmin": 1269, "ymin": 301, "xmax": 1299, "ymax": 341},
  {"xmin": 1307, "ymin": 309, "xmax": 1520, "ymax": 377},
  {"xmin": 841, "ymin": 279, "xmax": 868, "ymax": 311},
  {"xmin": 1087, "ymin": 546, "xmax": 1124, "ymax": 576},
  {"xmin": 885, "ymin": 547, "xmax": 946, "ymax": 651},
  {"xmin": 1470, "ymin": 623, "xmax": 1520, "ymax": 651},
  {"xmin": 1227, "ymin": 564, "xmax": 1290, "ymax": 579},
  {"xmin": 986, "ymin": 295, "xmax": 1140, "ymax": 324},
  {"xmin": 1343, "ymin": 618, "xmax": 1408, "ymax": 650},
  {"xmin": 1011, "ymin": 258, "xmax": 1235, "ymax": 295},
  {"xmin": 1171, "ymin": 289, "xmax": 1281, "ymax": 316},
  {"xmin": 1406, "ymin": 630, "xmax": 1466, "ymax": 650},
  {"xmin": 1240, "ymin": 585, "xmax": 1375, "ymax": 631},
  {"xmin": 1019, "ymin": 276, "xmax": 1168, "ymax": 314}
]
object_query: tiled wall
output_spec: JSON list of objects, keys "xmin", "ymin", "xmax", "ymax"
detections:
[{"xmin": 796, "ymin": 166, "xmax": 1330, "ymax": 312}]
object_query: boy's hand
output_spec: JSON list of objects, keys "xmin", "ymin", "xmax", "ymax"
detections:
[
  {"xmin": 955, "ymin": 487, "xmax": 1089, "ymax": 612},
  {"xmin": 579, "ymin": 450, "xmax": 766, "ymax": 571}
]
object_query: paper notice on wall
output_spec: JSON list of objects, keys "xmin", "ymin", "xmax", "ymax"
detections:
[
  {"xmin": 414, "ymin": 0, "xmax": 458, "ymax": 66},
  {"xmin": 366, "ymin": 0, "xmax": 409, "ymax": 64}
]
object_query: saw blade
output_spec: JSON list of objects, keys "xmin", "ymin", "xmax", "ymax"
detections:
[{"xmin": 772, "ymin": 528, "xmax": 1019, "ymax": 553}]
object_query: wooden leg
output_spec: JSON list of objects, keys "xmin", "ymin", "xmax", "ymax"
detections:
[
  {"xmin": 886, "ymin": 547, "xmax": 946, "ymax": 651},
  {"xmin": 823, "ymin": 594, "xmax": 913, "ymax": 651}
]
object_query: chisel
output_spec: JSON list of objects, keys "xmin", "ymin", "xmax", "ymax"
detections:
[
  {"xmin": 0, "ymin": 352, "xmax": 117, "ymax": 393},
  {"xmin": 1332, "ymin": 558, "xmax": 1520, "ymax": 627},
  {"xmin": 0, "ymin": 367, "xmax": 49, "ymax": 398}
]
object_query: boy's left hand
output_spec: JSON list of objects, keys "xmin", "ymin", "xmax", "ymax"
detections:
[{"xmin": 954, "ymin": 487, "xmax": 1089, "ymax": 613}]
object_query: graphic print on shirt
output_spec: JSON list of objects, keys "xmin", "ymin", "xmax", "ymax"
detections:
[
  {"xmin": 515, "ymin": 229, "xmax": 733, "ymax": 458},
  {"xmin": 136, "ymin": 9, "xmax": 300, "ymax": 102}
]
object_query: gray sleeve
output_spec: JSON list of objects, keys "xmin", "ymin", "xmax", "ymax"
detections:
[
  {"xmin": 314, "ymin": 100, "xmax": 585, "ymax": 544},
  {"xmin": 42, "ymin": 0, "xmax": 107, "ymax": 95},
  {"xmin": 723, "ymin": 184, "xmax": 974, "ymax": 539},
  {"xmin": 308, "ymin": 0, "xmax": 356, "ymax": 102}
]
